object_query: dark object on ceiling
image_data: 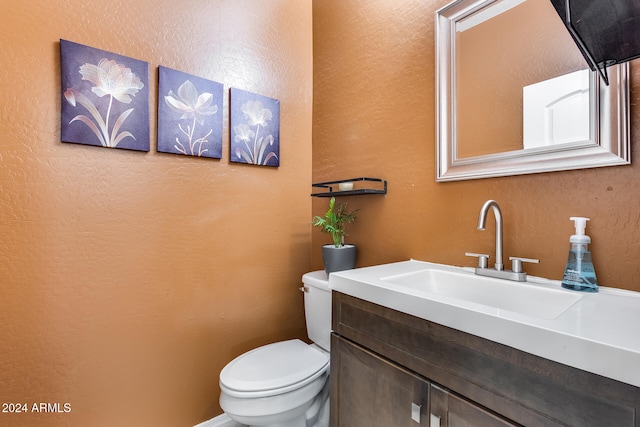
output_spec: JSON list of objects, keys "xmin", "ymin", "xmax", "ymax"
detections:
[{"xmin": 549, "ymin": 0, "xmax": 640, "ymax": 85}]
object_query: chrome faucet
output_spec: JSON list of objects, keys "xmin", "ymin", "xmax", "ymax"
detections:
[
  {"xmin": 466, "ymin": 200, "xmax": 539, "ymax": 282},
  {"xmin": 477, "ymin": 200, "xmax": 504, "ymax": 271}
]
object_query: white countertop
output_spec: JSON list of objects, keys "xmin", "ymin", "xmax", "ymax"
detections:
[{"xmin": 329, "ymin": 260, "xmax": 640, "ymax": 388}]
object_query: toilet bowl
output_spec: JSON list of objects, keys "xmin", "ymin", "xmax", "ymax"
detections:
[
  {"xmin": 219, "ymin": 271, "xmax": 332, "ymax": 427},
  {"xmin": 220, "ymin": 339, "xmax": 330, "ymax": 427}
]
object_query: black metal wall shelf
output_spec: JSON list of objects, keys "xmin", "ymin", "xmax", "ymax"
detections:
[{"xmin": 311, "ymin": 177, "xmax": 387, "ymax": 197}]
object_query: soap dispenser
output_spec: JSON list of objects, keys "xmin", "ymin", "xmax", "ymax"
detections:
[{"xmin": 561, "ymin": 217, "xmax": 598, "ymax": 292}]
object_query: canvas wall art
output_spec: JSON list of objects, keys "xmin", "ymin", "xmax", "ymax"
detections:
[
  {"xmin": 60, "ymin": 39, "xmax": 150, "ymax": 152},
  {"xmin": 229, "ymin": 88, "xmax": 280, "ymax": 167},
  {"xmin": 157, "ymin": 66, "xmax": 223, "ymax": 158}
]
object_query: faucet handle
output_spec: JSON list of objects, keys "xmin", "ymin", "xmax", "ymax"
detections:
[
  {"xmin": 509, "ymin": 256, "xmax": 540, "ymax": 273},
  {"xmin": 465, "ymin": 252, "xmax": 490, "ymax": 269}
]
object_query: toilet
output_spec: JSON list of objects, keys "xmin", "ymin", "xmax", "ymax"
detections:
[{"xmin": 219, "ymin": 271, "xmax": 331, "ymax": 427}]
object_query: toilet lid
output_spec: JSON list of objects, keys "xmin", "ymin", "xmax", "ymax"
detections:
[{"xmin": 220, "ymin": 339, "xmax": 329, "ymax": 393}]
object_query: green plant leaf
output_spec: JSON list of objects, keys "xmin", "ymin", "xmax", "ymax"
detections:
[{"xmin": 311, "ymin": 196, "xmax": 358, "ymax": 247}]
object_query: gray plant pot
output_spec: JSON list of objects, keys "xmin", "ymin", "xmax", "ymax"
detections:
[{"xmin": 322, "ymin": 244, "xmax": 356, "ymax": 275}]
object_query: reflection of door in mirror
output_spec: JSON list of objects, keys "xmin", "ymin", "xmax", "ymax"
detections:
[
  {"xmin": 455, "ymin": 0, "xmax": 587, "ymax": 159},
  {"xmin": 523, "ymin": 69, "xmax": 591, "ymax": 149}
]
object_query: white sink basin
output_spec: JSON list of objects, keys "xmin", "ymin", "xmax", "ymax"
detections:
[
  {"xmin": 381, "ymin": 268, "xmax": 582, "ymax": 319},
  {"xmin": 329, "ymin": 260, "xmax": 640, "ymax": 388}
]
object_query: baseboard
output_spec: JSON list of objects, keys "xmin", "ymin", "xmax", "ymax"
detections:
[{"xmin": 193, "ymin": 413, "xmax": 244, "ymax": 427}]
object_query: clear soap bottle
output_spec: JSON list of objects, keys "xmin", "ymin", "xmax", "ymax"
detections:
[{"xmin": 561, "ymin": 217, "xmax": 598, "ymax": 292}]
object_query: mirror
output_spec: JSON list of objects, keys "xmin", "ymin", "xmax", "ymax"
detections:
[{"xmin": 436, "ymin": 0, "xmax": 630, "ymax": 182}]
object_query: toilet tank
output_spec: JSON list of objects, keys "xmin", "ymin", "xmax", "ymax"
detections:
[{"xmin": 301, "ymin": 271, "xmax": 332, "ymax": 352}]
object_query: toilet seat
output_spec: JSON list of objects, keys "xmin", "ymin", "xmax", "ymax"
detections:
[{"xmin": 220, "ymin": 339, "xmax": 329, "ymax": 398}]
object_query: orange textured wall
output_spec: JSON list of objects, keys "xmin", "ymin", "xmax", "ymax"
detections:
[
  {"xmin": 0, "ymin": 0, "xmax": 311, "ymax": 426},
  {"xmin": 313, "ymin": 0, "xmax": 640, "ymax": 292}
]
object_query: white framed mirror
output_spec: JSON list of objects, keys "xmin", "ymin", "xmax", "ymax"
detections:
[{"xmin": 435, "ymin": 0, "xmax": 630, "ymax": 182}]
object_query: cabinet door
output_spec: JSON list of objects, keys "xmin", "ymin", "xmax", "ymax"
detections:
[
  {"xmin": 331, "ymin": 334, "xmax": 429, "ymax": 427},
  {"xmin": 429, "ymin": 384, "xmax": 518, "ymax": 427}
]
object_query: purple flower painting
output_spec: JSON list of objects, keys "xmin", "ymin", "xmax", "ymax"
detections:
[
  {"xmin": 230, "ymin": 88, "xmax": 280, "ymax": 167},
  {"xmin": 60, "ymin": 39, "xmax": 150, "ymax": 152},
  {"xmin": 157, "ymin": 67, "xmax": 223, "ymax": 158}
]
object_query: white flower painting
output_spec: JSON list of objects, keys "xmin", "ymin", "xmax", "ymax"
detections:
[
  {"xmin": 157, "ymin": 67, "xmax": 223, "ymax": 158},
  {"xmin": 230, "ymin": 88, "xmax": 280, "ymax": 167},
  {"xmin": 60, "ymin": 39, "xmax": 150, "ymax": 151}
]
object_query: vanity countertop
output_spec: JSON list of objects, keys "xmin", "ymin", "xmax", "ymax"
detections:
[{"xmin": 329, "ymin": 260, "xmax": 640, "ymax": 388}]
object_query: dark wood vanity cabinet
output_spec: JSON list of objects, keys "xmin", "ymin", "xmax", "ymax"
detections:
[
  {"xmin": 330, "ymin": 291, "xmax": 640, "ymax": 427},
  {"xmin": 331, "ymin": 335, "xmax": 430, "ymax": 426},
  {"xmin": 331, "ymin": 335, "xmax": 516, "ymax": 427},
  {"xmin": 429, "ymin": 383, "xmax": 517, "ymax": 427}
]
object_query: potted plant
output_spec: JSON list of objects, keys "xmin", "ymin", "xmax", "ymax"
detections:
[{"xmin": 312, "ymin": 196, "xmax": 359, "ymax": 274}]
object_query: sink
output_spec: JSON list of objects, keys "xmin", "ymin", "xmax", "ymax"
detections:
[
  {"xmin": 329, "ymin": 260, "xmax": 640, "ymax": 388},
  {"xmin": 381, "ymin": 268, "xmax": 582, "ymax": 319}
]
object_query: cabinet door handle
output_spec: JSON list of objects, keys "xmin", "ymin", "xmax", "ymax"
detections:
[
  {"xmin": 411, "ymin": 403, "xmax": 421, "ymax": 423},
  {"xmin": 430, "ymin": 413, "xmax": 441, "ymax": 427}
]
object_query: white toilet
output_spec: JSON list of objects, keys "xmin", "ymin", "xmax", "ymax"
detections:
[{"xmin": 219, "ymin": 271, "xmax": 331, "ymax": 427}]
